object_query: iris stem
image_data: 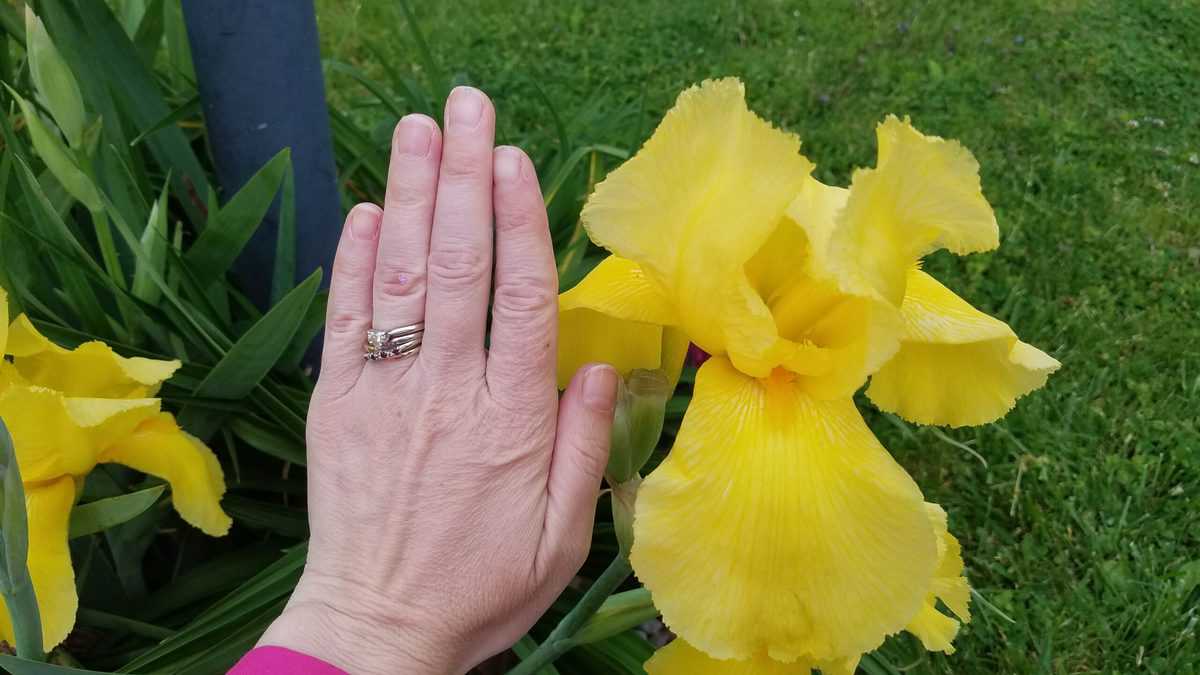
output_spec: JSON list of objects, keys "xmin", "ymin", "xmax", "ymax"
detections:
[{"xmin": 508, "ymin": 553, "xmax": 633, "ymax": 674}]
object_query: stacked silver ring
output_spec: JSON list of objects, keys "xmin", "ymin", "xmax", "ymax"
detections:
[{"xmin": 364, "ymin": 322, "xmax": 424, "ymax": 361}]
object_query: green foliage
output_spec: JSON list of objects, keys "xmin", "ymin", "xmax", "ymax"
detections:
[
  {"xmin": 0, "ymin": 0, "xmax": 1193, "ymax": 673},
  {"xmin": 68, "ymin": 486, "xmax": 165, "ymax": 540},
  {"xmin": 320, "ymin": 0, "xmax": 1199, "ymax": 672},
  {"xmin": 0, "ymin": 418, "xmax": 44, "ymax": 660}
]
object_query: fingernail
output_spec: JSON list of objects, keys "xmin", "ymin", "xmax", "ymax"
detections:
[
  {"xmin": 349, "ymin": 205, "xmax": 381, "ymax": 240},
  {"xmin": 583, "ymin": 365, "xmax": 619, "ymax": 412},
  {"xmin": 447, "ymin": 86, "xmax": 484, "ymax": 129},
  {"xmin": 395, "ymin": 115, "xmax": 433, "ymax": 156},
  {"xmin": 494, "ymin": 146, "xmax": 524, "ymax": 183}
]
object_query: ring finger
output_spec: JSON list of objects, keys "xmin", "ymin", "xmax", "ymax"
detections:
[{"xmin": 370, "ymin": 113, "xmax": 443, "ymax": 372}]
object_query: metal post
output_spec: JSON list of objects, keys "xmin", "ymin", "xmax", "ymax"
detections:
[{"xmin": 181, "ymin": 0, "xmax": 341, "ymax": 312}]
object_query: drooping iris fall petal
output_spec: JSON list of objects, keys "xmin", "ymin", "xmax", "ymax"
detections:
[
  {"xmin": 580, "ymin": 79, "xmax": 816, "ymax": 377},
  {"xmin": 5, "ymin": 314, "xmax": 179, "ymax": 398},
  {"xmin": 0, "ymin": 476, "xmax": 76, "ymax": 649},
  {"xmin": 631, "ymin": 358, "xmax": 938, "ymax": 663},
  {"xmin": 98, "ymin": 413, "xmax": 232, "ymax": 536},
  {"xmin": 557, "ymin": 256, "xmax": 678, "ymax": 389},
  {"xmin": 905, "ymin": 503, "xmax": 972, "ymax": 654},
  {"xmin": 644, "ymin": 639, "xmax": 861, "ymax": 675},
  {"xmin": 867, "ymin": 269, "xmax": 1061, "ymax": 427}
]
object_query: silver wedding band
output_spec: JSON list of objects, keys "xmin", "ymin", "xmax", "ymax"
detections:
[{"xmin": 364, "ymin": 322, "xmax": 424, "ymax": 361}]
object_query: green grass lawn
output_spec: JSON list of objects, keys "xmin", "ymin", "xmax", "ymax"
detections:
[{"xmin": 314, "ymin": 1, "xmax": 1200, "ymax": 672}]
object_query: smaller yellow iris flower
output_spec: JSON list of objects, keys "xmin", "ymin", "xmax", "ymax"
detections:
[
  {"xmin": 0, "ymin": 288, "xmax": 231, "ymax": 650},
  {"xmin": 557, "ymin": 79, "xmax": 1059, "ymax": 671}
]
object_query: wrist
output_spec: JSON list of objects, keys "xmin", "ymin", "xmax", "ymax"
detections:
[{"xmin": 259, "ymin": 571, "xmax": 461, "ymax": 675}]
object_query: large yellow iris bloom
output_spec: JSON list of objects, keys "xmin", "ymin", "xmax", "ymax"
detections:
[
  {"xmin": 557, "ymin": 79, "xmax": 1059, "ymax": 672},
  {"xmin": 0, "ymin": 288, "xmax": 231, "ymax": 649}
]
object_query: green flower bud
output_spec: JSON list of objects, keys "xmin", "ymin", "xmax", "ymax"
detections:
[
  {"xmin": 605, "ymin": 369, "xmax": 671, "ymax": 485},
  {"xmin": 25, "ymin": 7, "xmax": 86, "ymax": 149},
  {"xmin": 611, "ymin": 475, "xmax": 640, "ymax": 556}
]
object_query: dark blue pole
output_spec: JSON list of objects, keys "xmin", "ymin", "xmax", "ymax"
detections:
[{"xmin": 181, "ymin": 0, "xmax": 341, "ymax": 311}]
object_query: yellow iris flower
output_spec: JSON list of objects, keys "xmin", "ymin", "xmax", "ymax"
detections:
[
  {"xmin": 557, "ymin": 79, "xmax": 1059, "ymax": 672},
  {"xmin": 0, "ymin": 288, "xmax": 231, "ymax": 650}
]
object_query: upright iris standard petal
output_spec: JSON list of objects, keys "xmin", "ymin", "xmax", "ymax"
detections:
[
  {"xmin": 824, "ymin": 116, "xmax": 1000, "ymax": 306},
  {"xmin": 0, "ymin": 476, "xmax": 77, "ymax": 649},
  {"xmin": 557, "ymin": 256, "xmax": 678, "ymax": 389},
  {"xmin": 867, "ymin": 269, "xmax": 1060, "ymax": 427},
  {"xmin": 631, "ymin": 358, "xmax": 938, "ymax": 663},
  {"xmin": 580, "ymin": 79, "xmax": 815, "ymax": 376},
  {"xmin": 6, "ymin": 315, "xmax": 180, "ymax": 398},
  {"xmin": 746, "ymin": 218, "xmax": 903, "ymax": 398},
  {"xmin": 98, "ymin": 413, "xmax": 232, "ymax": 536}
]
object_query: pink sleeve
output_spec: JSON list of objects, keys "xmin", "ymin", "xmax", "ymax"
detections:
[{"xmin": 229, "ymin": 646, "xmax": 348, "ymax": 674}]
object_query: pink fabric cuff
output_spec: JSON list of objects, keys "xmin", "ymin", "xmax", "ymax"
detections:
[{"xmin": 229, "ymin": 646, "xmax": 348, "ymax": 674}]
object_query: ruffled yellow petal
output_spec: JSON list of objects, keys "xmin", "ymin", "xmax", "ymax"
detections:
[
  {"xmin": 645, "ymin": 639, "xmax": 815, "ymax": 675},
  {"xmin": 0, "ymin": 386, "xmax": 99, "ymax": 481},
  {"xmin": 827, "ymin": 116, "xmax": 999, "ymax": 305},
  {"xmin": 97, "ymin": 413, "xmax": 231, "ymax": 536},
  {"xmin": 64, "ymin": 396, "xmax": 162, "ymax": 451},
  {"xmin": 632, "ymin": 357, "xmax": 938, "ymax": 663},
  {"xmin": 560, "ymin": 256, "xmax": 678, "ymax": 325},
  {"xmin": 0, "ymin": 476, "xmax": 78, "ymax": 649},
  {"xmin": 867, "ymin": 269, "xmax": 1060, "ymax": 427},
  {"xmin": 557, "ymin": 256, "xmax": 678, "ymax": 389},
  {"xmin": 581, "ymin": 79, "xmax": 814, "ymax": 374},
  {"xmin": 786, "ymin": 177, "xmax": 849, "ymax": 283},
  {"xmin": 6, "ymin": 314, "xmax": 180, "ymax": 398},
  {"xmin": 905, "ymin": 503, "xmax": 971, "ymax": 654}
]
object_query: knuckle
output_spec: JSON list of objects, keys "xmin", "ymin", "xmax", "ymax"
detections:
[
  {"xmin": 384, "ymin": 184, "xmax": 432, "ymax": 211},
  {"xmin": 374, "ymin": 265, "xmax": 427, "ymax": 301},
  {"xmin": 492, "ymin": 277, "xmax": 556, "ymax": 319},
  {"xmin": 439, "ymin": 149, "xmax": 487, "ymax": 182},
  {"xmin": 495, "ymin": 203, "xmax": 545, "ymax": 234},
  {"xmin": 325, "ymin": 311, "xmax": 367, "ymax": 338},
  {"xmin": 427, "ymin": 243, "xmax": 490, "ymax": 291}
]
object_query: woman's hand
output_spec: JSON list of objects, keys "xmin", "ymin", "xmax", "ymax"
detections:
[{"xmin": 258, "ymin": 87, "xmax": 619, "ymax": 674}]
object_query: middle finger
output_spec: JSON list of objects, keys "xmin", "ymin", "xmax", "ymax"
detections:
[{"xmin": 422, "ymin": 86, "xmax": 496, "ymax": 375}]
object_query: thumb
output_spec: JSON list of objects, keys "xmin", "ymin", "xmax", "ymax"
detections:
[{"xmin": 541, "ymin": 363, "xmax": 618, "ymax": 573}]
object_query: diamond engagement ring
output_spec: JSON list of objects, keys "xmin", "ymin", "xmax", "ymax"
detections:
[{"xmin": 364, "ymin": 322, "xmax": 424, "ymax": 361}]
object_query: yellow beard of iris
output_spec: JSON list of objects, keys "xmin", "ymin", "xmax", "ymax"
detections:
[{"xmin": 556, "ymin": 78, "xmax": 1058, "ymax": 670}]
